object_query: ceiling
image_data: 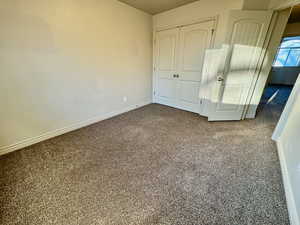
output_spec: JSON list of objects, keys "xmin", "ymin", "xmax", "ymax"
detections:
[
  {"xmin": 118, "ymin": 0, "xmax": 200, "ymax": 15},
  {"xmin": 288, "ymin": 4, "xmax": 300, "ymax": 23}
]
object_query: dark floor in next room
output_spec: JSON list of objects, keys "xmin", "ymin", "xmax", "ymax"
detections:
[{"xmin": 0, "ymin": 92, "xmax": 290, "ymax": 225}]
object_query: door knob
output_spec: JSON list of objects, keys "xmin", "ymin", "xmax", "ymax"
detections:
[{"xmin": 217, "ymin": 76, "xmax": 224, "ymax": 82}]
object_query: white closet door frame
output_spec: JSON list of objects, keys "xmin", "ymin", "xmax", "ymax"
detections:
[{"xmin": 153, "ymin": 16, "xmax": 218, "ymax": 111}]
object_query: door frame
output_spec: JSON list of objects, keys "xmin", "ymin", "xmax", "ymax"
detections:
[
  {"xmin": 241, "ymin": 10, "xmax": 279, "ymax": 119},
  {"xmin": 152, "ymin": 16, "xmax": 218, "ymax": 113},
  {"xmin": 244, "ymin": 2, "xmax": 300, "ymax": 119}
]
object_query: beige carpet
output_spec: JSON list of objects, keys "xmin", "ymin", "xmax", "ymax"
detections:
[{"xmin": 0, "ymin": 100, "xmax": 290, "ymax": 224}]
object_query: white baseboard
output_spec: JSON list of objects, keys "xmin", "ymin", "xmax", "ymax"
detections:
[
  {"xmin": 0, "ymin": 100, "xmax": 152, "ymax": 156},
  {"xmin": 276, "ymin": 141, "xmax": 300, "ymax": 225}
]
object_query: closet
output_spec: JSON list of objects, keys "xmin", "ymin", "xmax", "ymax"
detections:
[{"xmin": 154, "ymin": 20, "xmax": 215, "ymax": 113}]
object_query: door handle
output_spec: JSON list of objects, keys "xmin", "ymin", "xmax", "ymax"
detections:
[{"xmin": 217, "ymin": 76, "xmax": 224, "ymax": 82}]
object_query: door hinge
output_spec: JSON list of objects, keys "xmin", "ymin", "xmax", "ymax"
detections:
[{"xmin": 211, "ymin": 29, "xmax": 215, "ymax": 35}]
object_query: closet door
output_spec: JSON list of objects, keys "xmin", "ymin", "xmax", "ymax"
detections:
[
  {"xmin": 155, "ymin": 28, "xmax": 179, "ymax": 108},
  {"xmin": 177, "ymin": 21, "xmax": 214, "ymax": 113}
]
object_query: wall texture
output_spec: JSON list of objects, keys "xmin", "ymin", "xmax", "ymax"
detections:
[{"xmin": 0, "ymin": 0, "xmax": 153, "ymax": 154}]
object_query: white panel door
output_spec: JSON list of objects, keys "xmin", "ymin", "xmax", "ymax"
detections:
[
  {"xmin": 199, "ymin": 48, "xmax": 228, "ymax": 116},
  {"xmin": 177, "ymin": 21, "xmax": 214, "ymax": 113},
  {"xmin": 155, "ymin": 28, "xmax": 179, "ymax": 108},
  {"xmin": 208, "ymin": 10, "xmax": 273, "ymax": 121}
]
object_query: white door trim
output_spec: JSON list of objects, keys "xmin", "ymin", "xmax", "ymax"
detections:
[
  {"xmin": 242, "ymin": 10, "xmax": 278, "ymax": 119},
  {"xmin": 272, "ymin": 74, "xmax": 300, "ymax": 141},
  {"xmin": 276, "ymin": 141, "xmax": 300, "ymax": 225},
  {"xmin": 245, "ymin": 8, "xmax": 292, "ymax": 118},
  {"xmin": 154, "ymin": 16, "xmax": 219, "ymax": 32}
]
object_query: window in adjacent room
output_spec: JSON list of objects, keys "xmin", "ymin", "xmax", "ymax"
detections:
[{"xmin": 273, "ymin": 36, "xmax": 300, "ymax": 67}]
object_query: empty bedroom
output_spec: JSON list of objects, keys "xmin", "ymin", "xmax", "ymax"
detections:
[{"xmin": 1, "ymin": 0, "xmax": 300, "ymax": 225}]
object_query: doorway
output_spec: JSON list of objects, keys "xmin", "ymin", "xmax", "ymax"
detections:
[{"xmin": 257, "ymin": 6, "xmax": 300, "ymax": 120}]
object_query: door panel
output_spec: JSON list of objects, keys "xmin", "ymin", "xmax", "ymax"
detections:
[
  {"xmin": 209, "ymin": 10, "xmax": 273, "ymax": 121},
  {"xmin": 178, "ymin": 81, "xmax": 200, "ymax": 103},
  {"xmin": 177, "ymin": 21, "xmax": 214, "ymax": 113},
  {"xmin": 158, "ymin": 34, "xmax": 176, "ymax": 73},
  {"xmin": 182, "ymin": 30, "xmax": 208, "ymax": 74},
  {"xmin": 176, "ymin": 81, "xmax": 200, "ymax": 113},
  {"xmin": 216, "ymin": 84, "xmax": 244, "ymax": 111},
  {"xmin": 158, "ymin": 79, "xmax": 176, "ymax": 99},
  {"xmin": 155, "ymin": 28, "xmax": 179, "ymax": 106},
  {"xmin": 199, "ymin": 48, "xmax": 226, "ymax": 116}
]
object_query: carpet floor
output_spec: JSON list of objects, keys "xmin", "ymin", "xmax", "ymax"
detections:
[{"xmin": 0, "ymin": 89, "xmax": 291, "ymax": 225}]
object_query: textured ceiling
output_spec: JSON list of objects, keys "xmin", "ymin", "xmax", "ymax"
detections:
[
  {"xmin": 288, "ymin": 4, "xmax": 300, "ymax": 23},
  {"xmin": 118, "ymin": 0, "xmax": 200, "ymax": 14}
]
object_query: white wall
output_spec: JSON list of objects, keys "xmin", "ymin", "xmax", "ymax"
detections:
[
  {"xmin": 269, "ymin": 0, "xmax": 297, "ymax": 9},
  {"xmin": 242, "ymin": 0, "xmax": 270, "ymax": 10},
  {"xmin": 0, "ymin": 0, "xmax": 153, "ymax": 154},
  {"xmin": 273, "ymin": 75, "xmax": 300, "ymax": 225},
  {"xmin": 153, "ymin": 0, "xmax": 243, "ymax": 48}
]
